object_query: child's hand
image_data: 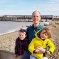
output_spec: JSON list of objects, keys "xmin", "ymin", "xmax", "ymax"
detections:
[
  {"xmin": 14, "ymin": 54, "xmax": 18, "ymax": 58},
  {"xmin": 35, "ymin": 48, "xmax": 40, "ymax": 53},
  {"xmin": 35, "ymin": 46, "xmax": 45, "ymax": 53},
  {"xmin": 46, "ymin": 51, "xmax": 51, "ymax": 55}
]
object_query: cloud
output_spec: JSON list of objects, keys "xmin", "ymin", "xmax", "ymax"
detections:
[
  {"xmin": 0, "ymin": 0, "xmax": 59, "ymax": 15},
  {"xmin": 50, "ymin": 0, "xmax": 59, "ymax": 3},
  {"xmin": 0, "ymin": 9, "xmax": 32, "ymax": 15},
  {"xmin": 36, "ymin": 0, "xmax": 59, "ymax": 12},
  {"xmin": 0, "ymin": 0, "xmax": 8, "ymax": 3},
  {"xmin": 45, "ymin": 8, "xmax": 59, "ymax": 11}
]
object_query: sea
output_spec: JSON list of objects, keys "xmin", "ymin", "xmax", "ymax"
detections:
[
  {"xmin": 0, "ymin": 21, "xmax": 33, "ymax": 35},
  {"xmin": 0, "ymin": 19, "xmax": 52, "ymax": 35}
]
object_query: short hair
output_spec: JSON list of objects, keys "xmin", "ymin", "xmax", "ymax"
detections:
[
  {"xmin": 19, "ymin": 29, "xmax": 26, "ymax": 34},
  {"xmin": 37, "ymin": 27, "xmax": 51, "ymax": 38},
  {"xmin": 32, "ymin": 10, "xmax": 41, "ymax": 16}
]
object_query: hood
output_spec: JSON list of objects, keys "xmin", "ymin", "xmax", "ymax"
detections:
[{"xmin": 35, "ymin": 30, "xmax": 41, "ymax": 40}]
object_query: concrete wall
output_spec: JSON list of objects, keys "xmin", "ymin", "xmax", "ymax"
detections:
[{"xmin": 0, "ymin": 50, "xmax": 20, "ymax": 59}]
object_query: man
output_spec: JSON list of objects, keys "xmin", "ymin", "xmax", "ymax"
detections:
[{"xmin": 20, "ymin": 10, "xmax": 44, "ymax": 59}]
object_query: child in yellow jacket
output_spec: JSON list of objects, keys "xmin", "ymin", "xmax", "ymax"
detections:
[{"xmin": 28, "ymin": 27, "xmax": 55, "ymax": 59}]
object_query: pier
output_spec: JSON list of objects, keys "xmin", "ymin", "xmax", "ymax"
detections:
[{"xmin": 0, "ymin": 15, "xmax": 53, "ymax": 22}]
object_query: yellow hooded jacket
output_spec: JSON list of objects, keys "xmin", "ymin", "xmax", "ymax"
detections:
[{"xmin": 28, "ymin": 30, "xmax": 55, "ymax": 59}]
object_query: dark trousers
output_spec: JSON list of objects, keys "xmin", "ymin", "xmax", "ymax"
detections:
[{"xmin": 20, "ymin": 51, "xmax": 30, "ymax": 59}]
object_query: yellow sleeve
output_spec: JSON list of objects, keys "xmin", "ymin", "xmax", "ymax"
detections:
[
  {"xmin": 28, "ymin": 38, "xmax": 36, "ymax": 54},
  {"xmin": 48, "ymin": 39, "xmax": 55, "ymax": 53}
]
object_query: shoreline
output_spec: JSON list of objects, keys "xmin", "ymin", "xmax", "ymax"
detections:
[{"xmin": 0, "ymin": 29, "xmax": 19, "ymax": 36}]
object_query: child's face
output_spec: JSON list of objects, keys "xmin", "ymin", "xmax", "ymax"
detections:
[
  {"xmin": 19, "ymin": 32, "xmax": 26, "ymax": 40},
  {"xmin": 40, "ymin": 30, "xmax": 48, "ymax": 40}
]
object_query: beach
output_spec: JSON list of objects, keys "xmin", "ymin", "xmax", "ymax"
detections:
[
  {"xmin": 0, "ymin": 31, "xmax": 18, "ymax": 52},
  {"xmin": 0, "ymin": 21, "xmax": 59, "ymax": 59}
]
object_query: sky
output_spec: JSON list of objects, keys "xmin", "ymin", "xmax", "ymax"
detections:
[{"xmin": 0, "ymin": 0, "xmax": 59, "ymax": 16}]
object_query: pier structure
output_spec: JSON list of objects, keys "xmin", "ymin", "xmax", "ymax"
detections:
[{"xmin": 0, "ymin": 15, "xmax": 53, "ymax": 22}]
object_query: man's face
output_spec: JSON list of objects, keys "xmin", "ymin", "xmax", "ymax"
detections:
[{"xmin": 32, "ymin": 12, "xmax": 41, "ymax": 24}]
